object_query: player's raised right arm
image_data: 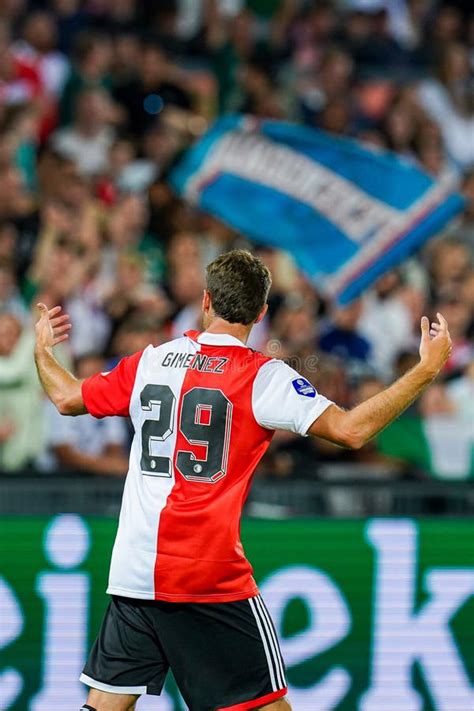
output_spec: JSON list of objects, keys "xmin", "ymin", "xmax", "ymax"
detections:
[
  {"xmin": 34, "ymin": 303, "xmax": 86, "ymax": 416},
  {"xmin": 308, "ymin": 313, "xmax": 452, "ymax": 449},
  {"xmin": 253, "ymin": 313, "xmax": 452, "ymax": 454}
]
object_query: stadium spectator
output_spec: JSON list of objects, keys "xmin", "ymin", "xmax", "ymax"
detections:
[
  {"xmin": 41, "ymin": 353, "xmax": 129, "ymax": 476},
  {"xmin": 1, "ymin": 103, "xmax": 40, "ymax": 192},
  {"xmin": 428, "ymin": 238, "xmax": 472, "ymax": 300},
  {"xmin": 59, "ymin": 31, "xmax": 112, "ymax": 125},
  {"xmin": 52, "ymin": 87, "xmax": 116, "ymax": 175},
  {"xmin": 0, "ymin": 19, "xmax": 42, "ymax": 107},
  {"xmin": 319, "ymin": 300, "xmax": 372, "ymax": 365},
  {"xmin": 0, "ymin": 313, "xmax": 43, "ymax": 471},
  {"xmin": 418, "ymin": 42, "xmax": 474, "ymax": 168},
  {"xmin": 0, "ymin": 259, "xmax": 27, "ymax": 320},
  {"xmin": 359, "ymin": 272, "xmax": 415, "ymax": 378},
  {"xmin": 456, "ymin": 169, "xmax": 474, "ymax": 250},
  {"xmin": 13, "ymin": 10, "xmax": 69, "ymax": 98},
  {"xmin": 50, "ymin": 0, "xmax": 89, "ymax": 54},
  {"xmin": 433, "ymin": 296, "xmax": 473, "ymax": 373},
  {"xmin": 448, "ymin": 359, "xmax": 474, "ymax": 420}
]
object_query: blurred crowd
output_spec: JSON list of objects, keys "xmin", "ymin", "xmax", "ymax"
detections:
[{"xmin": 0, "ymin": 0, "xmax": 472, "ymax": 481}]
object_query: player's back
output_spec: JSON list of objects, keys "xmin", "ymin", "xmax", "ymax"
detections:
[
  {"xmin": 82, "ymin": 330, "xmax": 332, "ymax": 602},
  {"xmin": 125, "ymin": 330, "xmax": 273, "ymax": 602}
]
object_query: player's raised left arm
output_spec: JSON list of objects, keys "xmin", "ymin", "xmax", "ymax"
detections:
[
  {"xmin": 34, "ymin": 303, "xmax": 86, "ymax": 416},
  {"xmin": 309, "ymin": 313, "xmax": 452, "ymax": 449}
]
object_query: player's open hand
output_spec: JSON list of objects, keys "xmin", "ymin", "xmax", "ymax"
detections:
[
  {"xmin": 35, "ymin": 303, "xmax": 72, "ymax": 350},
  {"xmin": 419, "ymin": 312, "xmax": 452, "ymax": 376}
]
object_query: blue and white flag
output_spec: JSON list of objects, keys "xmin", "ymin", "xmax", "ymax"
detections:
[{"xmin": 170, "ymin": 115, "xmax": 464, "ymax": 304}]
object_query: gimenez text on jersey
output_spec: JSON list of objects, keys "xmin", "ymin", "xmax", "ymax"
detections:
[{"xmin": 161, "ymin": 352, "xmax": 229, "ymax": 374}]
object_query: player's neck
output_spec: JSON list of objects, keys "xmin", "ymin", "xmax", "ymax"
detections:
[{"xmin": 203, "ymin": 318, "xmax": 252, "ymax": 345}]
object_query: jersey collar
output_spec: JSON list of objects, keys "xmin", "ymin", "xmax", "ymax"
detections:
[{"xmin": 185, "ymin": 330, "xmax": 247, "ymax": 348}]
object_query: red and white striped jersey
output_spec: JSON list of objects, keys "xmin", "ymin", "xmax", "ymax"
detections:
[{"xmin": 82, "ymin": 331, "xmax": 333, "ymax": 602}]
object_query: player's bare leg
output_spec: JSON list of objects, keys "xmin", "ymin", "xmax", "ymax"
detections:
[
  {"xmin": 256, "ymin": 698, "xmax": 292, "ymax": 711},
  {"xmin": 82, "ymin": 689, "xmax": 139, "ymax": 711},
  {"xmin": 82, "ymin": 695, "xmax": 290, "ymax": 711}
]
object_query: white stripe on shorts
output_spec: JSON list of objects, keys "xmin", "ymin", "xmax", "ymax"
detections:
[
  {"xmin": 255, "ymin": 595, "xmax": 286, "ymax": 688},
  {"xmin": 80, "ymin": 673, "xmax": 147, "ymax": 695},
  {"xmin": 248, "ymin": 596, "xmax": 278, "ymax": 692}
]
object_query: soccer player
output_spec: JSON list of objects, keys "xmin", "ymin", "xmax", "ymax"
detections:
[{"xmin": 34, "ymin": 250, "xmax": 452, "ymax": 711}]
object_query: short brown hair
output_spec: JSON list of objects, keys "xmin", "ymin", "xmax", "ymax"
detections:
[{"xmin": 206, "ymin": 250, "xmax": 272, "ymax": 325}]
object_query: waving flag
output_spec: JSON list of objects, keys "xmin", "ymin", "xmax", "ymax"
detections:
[{"xmin": 170, "ymin": 115, "xmax": 463, "ymax": 304}]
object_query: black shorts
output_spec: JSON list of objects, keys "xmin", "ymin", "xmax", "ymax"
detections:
[{"xmin": 81, "ymin": 594, "xmax": 287, "ymax": 711}]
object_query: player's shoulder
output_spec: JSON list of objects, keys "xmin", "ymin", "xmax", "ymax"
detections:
[
  {"xmin": 253, "ymin": 357, "xmax": 322, "ymax": 401},
  {"xmin": 145, "ymin": 334, "xmax": 196, "ymax": 356},
  {"xmin": 244, "ymin": 346, "xmax": 274, "ymax": 366},
  {"xmin": 253, "ymin": 355, "xmax": 291, "ymax": 375},
  {"xmin": 252, "ymin": 356, "xmax": 316, "ymax": 391},
  {"xmin": 250, "ymin": 356, "xmax": 298, "ymax": 392},
  {"xmin": 164, "ymin": 335, "xmax": 194, "ymax": 350}
]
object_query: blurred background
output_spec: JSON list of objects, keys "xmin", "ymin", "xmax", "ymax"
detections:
[{"xmin": 0, "ymin": 1, "xmax": 472, "ymax": 710}]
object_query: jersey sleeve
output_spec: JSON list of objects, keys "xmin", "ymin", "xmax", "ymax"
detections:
[
  {"xmin": 252, "ymin": 359, "xmax": 334, "ymax": 435},
  {"xmin": 81, "ymin": 350, "xmax": 144, "ymax": 418}
]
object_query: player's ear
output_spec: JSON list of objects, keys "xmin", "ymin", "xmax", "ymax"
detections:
[
  {"xmin": 202, "ymin": 289, "xmax": 212, "ymax": 313},
  {"xmin": 254, "ymin": 303, "xmax": 268, "ymax": 324}
]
